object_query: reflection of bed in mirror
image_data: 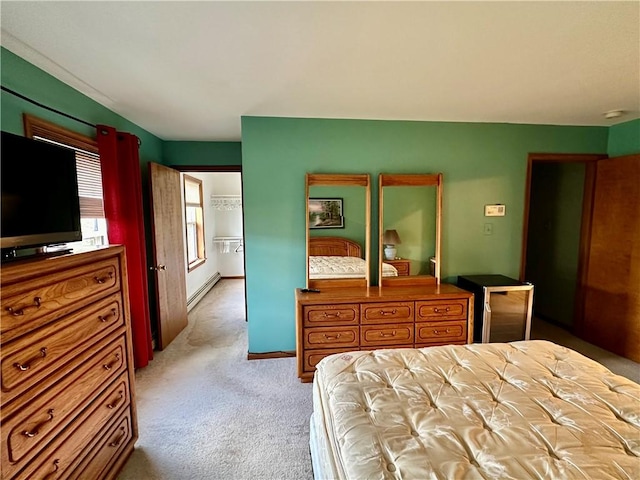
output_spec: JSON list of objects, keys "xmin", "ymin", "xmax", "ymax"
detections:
[{"xmin": 308, "ymin": 237, "xmax": 397, "ymax": 279}]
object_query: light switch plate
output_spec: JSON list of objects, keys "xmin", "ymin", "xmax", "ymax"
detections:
[{"xmin": 485, "ymin": 204, "xmax": 506, "ymax": 217}]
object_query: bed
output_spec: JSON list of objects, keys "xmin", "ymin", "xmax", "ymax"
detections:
[
  {"xmin": 309, "ymin": 236, "xmax": 398, "ymax": 279},
  {"xmin": 310, "ymin": 340, "xmax": 640, "ymax": 479}
]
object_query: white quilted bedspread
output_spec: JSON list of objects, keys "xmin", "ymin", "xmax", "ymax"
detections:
[{"xmin": 313, "ymin": 341, "xmax": 640, "ymax": 479}]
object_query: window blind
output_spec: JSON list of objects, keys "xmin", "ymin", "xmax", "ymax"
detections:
[
  {"xmin": 34, "ymin": 136, "xmax": 105, "ymax": 218},
  {"xmin": 75, "ymin": 150, "xmax": 105, "ymax": 218}
]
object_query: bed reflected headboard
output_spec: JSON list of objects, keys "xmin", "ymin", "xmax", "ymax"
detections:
[{"xmin": 309, "ymin": 237, "xmax": 362, "ymax": 257}]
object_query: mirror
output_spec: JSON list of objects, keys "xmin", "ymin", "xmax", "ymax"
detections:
[
  {"xmin": 378, "ymin": 173, "xmax": 442, "ymax": 287},
  {"xmin": 306, "ymin": 174, "xmax": 371, "ymax": 288}
]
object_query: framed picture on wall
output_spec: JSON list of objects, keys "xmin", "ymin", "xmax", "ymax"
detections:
[{"xmin": 309, "ymin": 198, "xmax": 344, "ymax": 229}]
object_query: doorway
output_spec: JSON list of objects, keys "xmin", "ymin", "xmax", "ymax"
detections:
[
  {"xmin": 520, "ymin": 153, "xmax": 604, "ymax": 329},
  {"xmin": 171, "ymin": 166, "xmax": 246, "ymax": 317}
]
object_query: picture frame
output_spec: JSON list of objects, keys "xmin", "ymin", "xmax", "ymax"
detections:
[{"xmin": 309, "ymin": 198, "xmax": 344, "ymax": 229}]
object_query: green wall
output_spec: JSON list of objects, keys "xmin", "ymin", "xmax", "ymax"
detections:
[
  {"xmin": 242, "ymin": 116, "xmax": 608, "ymax": 353},
  {"xmin": 607, "ymin": 118, "xmax": 640, "ymax": 157},
  {"xmin": 383, "ymin": 186, "xmax": 437, "ymax": 275},
  {"xmin": 163, "ymin": 141, "xmax": 242, "ymax": 166}
]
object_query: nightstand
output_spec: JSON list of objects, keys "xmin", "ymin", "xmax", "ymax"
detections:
[{"xmin": 386, "ymin": 258, "xmax": 410, "ymax": 276}]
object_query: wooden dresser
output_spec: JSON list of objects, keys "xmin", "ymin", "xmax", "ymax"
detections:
[
  {"xmin": 1, "ymin": 246, "xmax": 138, "ymax": 480},
  {"xmin": 296, "ymin": 284, "xmax": 474, "ymax": 382}
]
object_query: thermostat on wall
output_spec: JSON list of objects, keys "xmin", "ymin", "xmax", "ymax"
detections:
[{"xmin": 485, "ymin": 204, "xmax": 506, "ymax": 217}]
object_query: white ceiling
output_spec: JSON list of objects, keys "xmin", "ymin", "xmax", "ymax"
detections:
[{"xmin": 1, "ymin": 1, "xmax": 639, "ymax": 141}]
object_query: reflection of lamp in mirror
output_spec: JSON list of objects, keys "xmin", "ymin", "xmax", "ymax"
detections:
[{"xmin": 383, "ymin": 229, "xmax": 401, "ymax": 260}]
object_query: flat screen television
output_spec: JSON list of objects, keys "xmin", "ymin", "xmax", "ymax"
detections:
[{"xmin": 1, "ymin": 131, "xmax": 82, "ymax": 260}]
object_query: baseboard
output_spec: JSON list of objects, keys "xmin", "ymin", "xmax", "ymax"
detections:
[
  {"xmin": 222, "ymin": 275, "xmax": 245, "ymax": 279},
  {"xmin": 247, "ymin": 351, "xmax": 296, "ymax": 360},
  {"xmin": 187, "ymin": 272, "xmax": 222, "ymax": 312}
]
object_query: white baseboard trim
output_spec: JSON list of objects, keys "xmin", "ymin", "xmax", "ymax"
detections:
[{"xmin": 187, "ymin": 272, "xmax": 222, "ymax": 312}]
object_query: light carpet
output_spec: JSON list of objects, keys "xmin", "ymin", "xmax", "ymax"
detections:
[{"xmin": 118, "ymin": 279, "xmax": 314, "ymax": 480}]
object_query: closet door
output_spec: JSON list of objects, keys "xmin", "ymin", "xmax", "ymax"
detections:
[{"xmin": 581, "ymin": 154, "xmax": 639, "ymax": 362}]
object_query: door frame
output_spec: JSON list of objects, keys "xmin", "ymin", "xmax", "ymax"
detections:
[
  {"xmin": 169, "ymin": 165, "xmax": 247, "ymax": 321},
  {"xmin": 519, "ymin": 153, "xmax": 607, "ymax": 330}
]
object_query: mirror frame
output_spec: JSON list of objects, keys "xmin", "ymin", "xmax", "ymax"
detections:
[
  {"xmin": 378, "ymin": 173, "xmax": 443, "ymax": 287},
  {"xmin": 306, "ymin": 173, "xmax": 371, "ymax": 288}
]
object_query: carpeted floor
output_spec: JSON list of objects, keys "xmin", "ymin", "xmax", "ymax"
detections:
[
  {"xmin": 119, "ymin": 280, "xmax": 639, "ymax": 479},
  {"xmin": 118, "ymin": 279, "xmax": 314, "ymax": 480}
]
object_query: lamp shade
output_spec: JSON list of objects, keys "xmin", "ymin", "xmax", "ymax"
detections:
[{"xmin": 383, "ymin": 229, "xmax": 401, "ymax": 245}]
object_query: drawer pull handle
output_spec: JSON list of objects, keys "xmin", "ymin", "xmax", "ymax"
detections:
[
  {"xmin": 433, "ymin": 328, "xmax": 451, "ymax": 335},
  {"xmin": 103, "ymin": 353, "xmax": 121, "ymax": 371},
  {"xmin": 380, "ymin": 331, "xmax": 397, "ymax": 337},
  {"xmin": 99, "ymin": 308, "xmax": 118, "ymax": 322},
  {"xmin": 434, "ymin": 307, "xmax": 451, "ymax": 314},
  {"xmin": 42, "ymin": 459, "xmax": 60, "ymax": 480},
  {"xmin": 14, "ymin": 347, "xmax": 48, "ymax": 371},
  {"xmin": 379, "ymin": 309, "xmax": 397, "ymax": 316},
  {"xmin": 6, "ymin": 296, "xmax": 42, "ymax": 316},
  {"xmin": 94, "ymin": 272, "xmax": 114, "ymax": 284},
  {"xmin": 107, "ymin": 391, "xmax": 124, "ymax": 409},
  {"xmin": 23, "ymin": 409, "xmax": 55, "ymax": 438},
  {"xmin": 109, "ymin": 426, "xmax": 127, "ymax": 448},
  {"xmin": 323, "ymin": 312, "xmax": 341, "ymax": 318},
  {"xmin": 323, "ymin": 333, "xmax": 342, "ymax": 340}
]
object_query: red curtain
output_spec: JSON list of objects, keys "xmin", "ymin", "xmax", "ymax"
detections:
[{"xmin": 97, "ymin": 125, "xmax": 153, "ymax": 368}]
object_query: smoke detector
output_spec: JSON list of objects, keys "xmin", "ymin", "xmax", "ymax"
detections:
[{"xmin": 604, "ymin": 110, "xmax": 625, "ymax": 119}]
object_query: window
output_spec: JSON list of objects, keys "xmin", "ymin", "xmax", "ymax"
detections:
[
  {"xmin": 23, "ymin": 114, "xmax": 108, "ymax": 248},
  {"xmin": 184, "ymin": 175, "xmax": 205, "ymax": 270}
]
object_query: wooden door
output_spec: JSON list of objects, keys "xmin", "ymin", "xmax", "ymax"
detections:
[
  {"xmin": 580, "ymin": 154, "xmax": 639, "ymax": 362},
  {"xmin": 149, "ymin": 162, "xmax": 188, "ymax": 349}
]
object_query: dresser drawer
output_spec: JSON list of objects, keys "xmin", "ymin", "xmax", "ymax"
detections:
[
  {"xmin": 360, "ymin": 302, "xmax": 414, "ymax": 324},
  {"xmin": 303, "ymin": 348, "xmax": 359, "ymax": 373},
  {"xmin": 361, "ymin": 323, "xmax": 414, "ymax": 347},
  {"xmin": 1, "ymin": 257, "xmax": 120, "ymax": 340},
  {"xmin": 303, "ymin": 304, "xmax": 359, "ymax": 327},
  {"xmin": 10, "ymin": 374, "xmax": 130, "ymax": 480},
  {"xmin": 304, "ymin": 326, "xmax": 359, "ymax": 349},
  {"xmin": 1, "ymin": 294, "xmax": 126, "ymax": 401},
  {"xmin": 416, "ymin": 300, "xmax": 467, "ymax": 321},
  {"xmin": 68, "ymin": 409, "xmax": 133, "ymax": 480},
  {"xmin": 1, "ymin": 342, "xmax": 128, "ymax": 480},
  {"xmin": 415, "ymin": 321, "xmax": 467, "ymax": 344},
  {"xmin": 2, "ymin": 365, "xmax": 129, "ymax": 470}
]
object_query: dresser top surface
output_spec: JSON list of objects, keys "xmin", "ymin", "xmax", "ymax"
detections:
[
  {"xmin": 1, "ymin": 246, "xmax": 124, "ymax": 284},
  {"xmin": 296, "ymin": 283, "xmax": 472, "ymax": 304}
]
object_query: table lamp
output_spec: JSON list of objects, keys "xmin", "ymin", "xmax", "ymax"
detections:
[{"xmin": 383, "ymin": 229, "xmax": 401, "ymax": 260}]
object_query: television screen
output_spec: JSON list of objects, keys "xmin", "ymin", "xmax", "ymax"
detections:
[{"xmin": 1, "ymin": 131, "xmax": 82, "ymax": 253}]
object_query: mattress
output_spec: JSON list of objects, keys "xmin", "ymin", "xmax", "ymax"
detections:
[
  {"xmin": 309, "ymin": 256, "xmax": 398, "ymax": 279},
  {"xmin": 311, "ymin": 341, "xmax": 640, "ymax": 480}
]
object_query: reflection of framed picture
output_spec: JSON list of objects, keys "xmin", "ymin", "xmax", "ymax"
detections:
[{"xmin": 309, "ymin": 198, "xmax": 344, "ymax": 229}]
